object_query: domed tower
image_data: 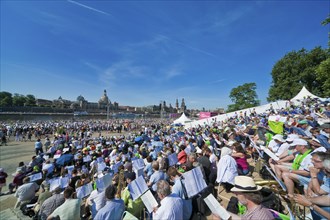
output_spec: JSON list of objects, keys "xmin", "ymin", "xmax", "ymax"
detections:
[{"xmin": 98, "ymin": 89, "xmax": 110, "ymax": 109}]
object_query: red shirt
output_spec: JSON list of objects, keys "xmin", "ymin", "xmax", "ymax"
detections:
[{"xmin": 178, "ymin": 150, "xmax": 187, "ymax": 164}]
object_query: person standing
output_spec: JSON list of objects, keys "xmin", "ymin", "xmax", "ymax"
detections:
[
  {"xmin": 35, "ymin": 139, "xmax": 43, "ymax": 155},
  {"xmin": 0, "ymin": 168, "xmax": 8, "ymax": 195}
]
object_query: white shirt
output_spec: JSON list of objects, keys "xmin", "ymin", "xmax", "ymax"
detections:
[
  {"xmin": 42, "ymin": 163, "xmax": 54, "ymax": 174},
  {"xmin": 299, "ymin": 147, "xmax": 326, "ymax": 171},
  {"xmin": 50, "ymin": 198, "xmax": 81, "ymax": 220},
  {"xmin": 15, "ymin": 182, "xmax": 39, "ymax": 201},
  {"xmin": 87, "ymin": 189, "xmax": 106, "ymax": 218},
  {"xmin": 275, "ymin": 143, "xmax": 290, "ymax": 157},
  {"xmin": 153, "ymin": 194, "xmax": 183, "ymax": 220},
  {"xmin": 216, "ymin": 155, "xmax": 238, "ymax": 185},
  {"xmin": 209, "ymin": 153, "xmax": 217, "ymax": 165},
  {"xmin": 268, "ymin": 140, "xmax": 280, "ymax": 153}
]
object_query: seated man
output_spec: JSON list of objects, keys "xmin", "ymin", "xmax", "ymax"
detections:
[
  {"xmin": 39, "ymin": 187, "xmax": 65, "ymax": 220},
  {"xmin": 14, "ymin": 176, "xmax": 39, "ymax": 208},
  {"xmin": 167, "ymin": 167, "xmax": 192, "ymax": 220},
  {"xmin": 282, "ymin": 152, "xmax": 327, "ymax": 198},
  {"xmin": 147, "ymin": 161, "xmax": 165, "ymax": 193},
  {"xmin": 153, "ymin": 180, "xmax": 183, "ymax": 220},
  {"xmin": 282, "ymin": 142, "xmax": 326, "ymax": 197},
  {"xmin": 273, "ymin": 139, "xmax": 312, "ymax": 181},
  {"xmin": 94, "ymin": 185, "xmax": 125, "ymax": 220},
  {"xmin": 230, "ymin": 176, "xmax": 274, "ymax": 220},
  {"xmin": 294, "ymin": 156, "xmax": 330, "ymax": 220},
  {"xmin": 84, "ymin": 180, "xmax": 106, "ymax": 218},
  {"xmin": 47, "ymin": 187, "xmax": 81, "ymax": 220},
  {"xmin": 267, "ymin": 134, "xmax": 285, "ymax": 155}
]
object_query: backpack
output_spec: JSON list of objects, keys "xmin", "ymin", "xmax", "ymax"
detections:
[
  {"xmin": 260, "ymin": 188, "xmax": 284, "ymax": 213},
  {"xmin": 190, "ymin": 186, "xmax": 213, "ymax": 220}
]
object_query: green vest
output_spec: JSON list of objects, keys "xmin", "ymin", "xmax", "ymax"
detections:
[{"xmin": 292, "ymin": 149, "xmax": 311, "ymax": 170}]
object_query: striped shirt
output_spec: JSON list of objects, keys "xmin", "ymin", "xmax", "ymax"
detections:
[
  {"xmin": 242, "ymin": 205, "xmax": 274, "ymax": 220},
  {"xmin": 39, "ymin": 194, "xmax": 65, "ymax": 220}
]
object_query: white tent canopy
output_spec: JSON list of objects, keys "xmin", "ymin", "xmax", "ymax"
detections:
[
  {"xmin": 184, "ymin": 85, "xmax": 327, "ymax": 129},
  {"xmin": 173, "ymin": 112, "xmax": 192, "ymax": 124},
  {"xmin": 291, "ymin": 86, "xmax": 323, "ymax": 101}
]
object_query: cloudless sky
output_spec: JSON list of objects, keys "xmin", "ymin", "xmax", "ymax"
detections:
[{"xmin": 1, "ymin": 0, "xmax": 328, "ymax": 110}]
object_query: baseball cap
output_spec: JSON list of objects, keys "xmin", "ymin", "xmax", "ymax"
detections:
[{"xmin": 290, "ymin": 139, "xmax": 308, "ymax": 146}]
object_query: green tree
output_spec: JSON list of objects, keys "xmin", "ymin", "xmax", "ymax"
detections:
[
  {"xmin": 0, "ymin": 91, "xmax": 13, "ymax": 106},
  {"xmin": 12, "ymin": 93, "xmax": 27, "ymax": 106},
  {"xmin": 316, "ymin": 57, "xmax": 330, "ymax": 97},
  {"xmin": 322, "ymin": 14, "xmax": 330, "ymax": 47},
  {"xmin": 227, "ymin": 83, "xmax": 260, "ymax": 112},
  {"xmin": 268, "ymin": 47, "xmax": 328, "ymax": 101},
  {"xmin": 25, "ymin": 94, "xmax": 36, "ymax": 106}
]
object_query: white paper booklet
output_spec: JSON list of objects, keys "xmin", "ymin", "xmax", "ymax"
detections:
[
  {"xmin": 132, "ymin": 159, "xmax": 145, "ymax": 170},
  {"xmin": 83, "ymin": 155, "xmax": 92, "ymax": 162},
  {"xmin": 182, "ymin": 166, "xmax": 207, "ymax": 198},
  {"xmin": 76, "ymin": 182, "xmax": 93, "ymax": 199},
  {"xmin": 129, "ymin": 175, "xmax": 148, "ymax": 201},
  {"xmin": 134, "ymin": 167, "xmax": 144, "ymax": 178},
  {"xmin": 97, "ymin": 162, "xmax": 107, "ymax": 172},
  {"xmin": 168, "ymin": 153, "xmax": 178, "ymax": 166},
  {"xmin": 65, "ymin": 165, "xmax": 75, "ymax": 176},
  {"xmin": 204, "ymin": 194, "xmax": 230, "ymax": 220},
  {"xmin": 53, "ymin": 154, "xmax": 61, "ymax": 159},
  {"xmin": 49, "ymin": 176, "xmax": 69, "ymax": 191},
  {"xmin": 95, "ymin": 173, "xmax": 113, "ymax": 191},
  {"xmin": 29, "ymin": 172, "xmax": 43, "ymax": 182},
  {"xmin": 140, "ymin": 190, "xmax": 158, "ymax": 213},
  {"xmin": 260, "ymin": 146, "xmax": 279, "ymax": 161},
  {"xmin": 97, "ymin": 157, "xmax": 104, "ymax": 163}
]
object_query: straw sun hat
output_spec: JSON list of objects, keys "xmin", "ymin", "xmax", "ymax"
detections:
[{"xmin": 231, "ymin": 176, "xmax": 262, "ymax": 192}]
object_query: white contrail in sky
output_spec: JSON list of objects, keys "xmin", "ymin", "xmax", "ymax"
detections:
[
  {"xmin": 67, "ymin": 0, "xmax": 110, "ymax": 16},
  {"xmin": 157, "ymin": 34, "xmax": 218, "ymax": 58}
]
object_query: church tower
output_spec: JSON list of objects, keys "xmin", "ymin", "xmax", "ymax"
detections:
[
  {"xmin": 175, "ymin": 99, "xmax": 179, "ymax": 112},
  {"xmin": 180, "ymin": 98, "xmax": 186, "ymax": 112}
]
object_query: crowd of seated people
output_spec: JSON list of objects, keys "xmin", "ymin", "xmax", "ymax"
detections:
[{"xmin": 0, "ymin": 99, "xmax": 329, "ymax": 220}]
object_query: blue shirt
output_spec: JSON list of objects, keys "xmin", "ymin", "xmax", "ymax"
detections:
[
  {"xmin": 149, "ymin": 171, "xmax": 165, "ymax": 192},
  {"xmin": 94, "ymin": 199, "xmax": 125, "ymax": 220},
  {"xmin": 172, "ymin": 177, "xmax": 192, "ymax": 220},
  {"xmin": 316, "ymin": 134, "xmax": 330, "ymax": 149},
  {"xmin": 320, "ymin": 171, "xmax": 330, "ymax": 194},
  {"xmin": 35, "ymin": 141, "xmax": 42, "ymax": 149}
]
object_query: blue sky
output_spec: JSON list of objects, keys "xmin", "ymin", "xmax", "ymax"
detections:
[{"xmin": 1, "ymin": 1, "xmax": 328, "ymax": 110}]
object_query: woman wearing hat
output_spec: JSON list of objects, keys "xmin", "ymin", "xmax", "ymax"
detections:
[{"xmin": 231, "ymin": 176, "xmax": 274, "ymax": 220}]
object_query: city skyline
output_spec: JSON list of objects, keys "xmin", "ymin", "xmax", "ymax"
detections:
[{"xmin": 1, "ymin": 1, "xmax": 328, "ymax": 110}]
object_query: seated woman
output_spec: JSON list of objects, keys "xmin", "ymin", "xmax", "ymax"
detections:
[{"xmin": 232, "ymin": 143, "xmax": 249, "ymax": 175}]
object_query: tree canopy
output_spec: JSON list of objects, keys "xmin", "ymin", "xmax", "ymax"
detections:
[
  {"xmin": 0, "ymin": 92, "xmax": 36, "ymax": 107},
  {"xmin": 227, "ymin": 83, "xmax": 260, "ymax": 112},
  {"xmin": 0, "ymin": 92, "xmax": 13, "ymax": 107},
  {"xmin": 268, "ymin": 47, "xmax": 329, "ymax": 101}
]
